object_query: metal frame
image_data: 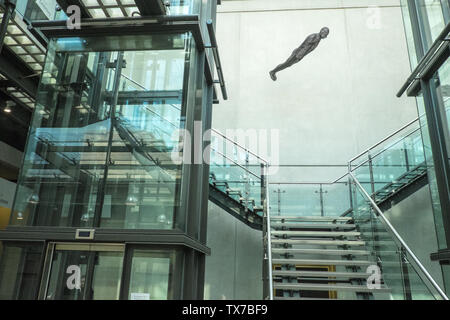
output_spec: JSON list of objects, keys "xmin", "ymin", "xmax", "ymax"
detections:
[
  {"xmin": 31, "ymin": 15, "xmax": 225, "ymax": 95},
  {"xmin": 0, "ymin": 0, "xmax": 16, "ymax": 52},
  {"xmin": 0, "ymin": 227, "xmax": 210, "ymax": 255},
  {"xmin": 399, "ymin": 3, "xmax": 450, "ymax": 266},
  {"xmin": 421, "ymin": 78, "xmax": 450, "ymax": 247},
  {"xmin": 206, "ymin": 19, "xmax": 227, "ymax": 100},
  {"xmin": 397, "ymin": 21, "xmax": 450, "ymax": 97}
]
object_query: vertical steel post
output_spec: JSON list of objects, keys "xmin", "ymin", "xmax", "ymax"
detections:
[
  {"xmin": 404, "ymin": 139, "xmax": 411, "ymax": 172},
  {"xmin": 368, "ymin": 152, "xmax": 375, "ymax": 199},
  {"xmin": 319, "ymin": 184, "xmax": 324, "ymax": 217},
  {"xmin": 348, "ymin": 162, "xmax": 354, "ymax": 214},
  {"xmin": 93, "ymin": 52, "xmax": 124, "ymax": 227},
  {"xmin": 399, "ymin": 247, "xmax": 413, "ymax": 300}
]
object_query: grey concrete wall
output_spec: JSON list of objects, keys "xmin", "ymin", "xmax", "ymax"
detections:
[
  {"xmin": 384, "ymin": 185, "xmax": 444, "ymax": 289},
  {"xmin": 204, "ymin": 201, "xmax": 263, "ymax": 299}
]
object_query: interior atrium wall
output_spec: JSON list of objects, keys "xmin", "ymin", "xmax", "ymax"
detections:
[{"xmin": 213, "ymin": 0, "xmax": 417, "ymax": 182}]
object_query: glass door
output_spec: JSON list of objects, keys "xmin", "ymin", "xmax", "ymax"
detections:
[{"xmin": 40, "ymin": 243, "xmax": 124, "ymax": 300}]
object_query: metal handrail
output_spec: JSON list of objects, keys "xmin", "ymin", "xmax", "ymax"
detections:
[
  {"xmin": 349, "ymin": 171, "xmax": 449, "ymax": 300},
  {"xmin": 206, "ymin": 19, "xmax": 228, "ymax": 100},
  {"xmin": 211, "ymin": 128, "xmax": 269, "ymax": 164},
  {"xmin": 397, "ymin": 21, "xmax": 450, "ymax": 97}
]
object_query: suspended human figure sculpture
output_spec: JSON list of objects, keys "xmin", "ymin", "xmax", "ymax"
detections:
[{"xmin": 269, "ymin": 27, "xmax": 330, "ymax": 81}]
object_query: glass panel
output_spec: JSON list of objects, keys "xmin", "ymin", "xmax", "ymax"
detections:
[
  {"xmin": 400, "ymin": 0, "xmax": 419, "ymax": 68},
  {"xmin": 349, "ymin": 119, "xmax": 426, "ymax": 205},
  {"xmin": 10, "ymin": 33, "xmax": 193, "ymax": 230},
  {"xmin": 322, "ymin": 180, "xmax": 350, "ymax": 216},
  {"xmin": 167, "ymin": 0, "xmax": 201, "ymax": 15},
  {"xmin": 100, "ymin": 49, "xmax": 187, "ymax": 230},
  {"xmin": 268, "ymin": 180, "xmax": 351, "ymax": 218},
  {"xmin": 351, "ymin": 179, "xmax": 444, "ymax": 300},
  {"xmin": 23, "ymin": 0, "xmax": 60, "ymax": 21},
  {"xmin": 269, "ymin": 184, "xmax": 321, "ymax": 217},
  {"xmin": 127, "ymin": 249, "xmax": 179, "ymax": 300},
  {"xmin": 45, "ymin": 250, "xmax": 90, "ymax": 300},
  {"xmin": 405, "ymin": 261, "xmax": 436, "ymax": 300},
  {"xmin": 209, "ymin": 131, "xmax": 266, "ymax": 216},
  {"xmin": 44, "ymin": 244, "xmax": 124, "ymax": 300},
  {"xmin": 434, "ymin": 61, "xmax": 450, "ymax": 166},
  {"xmin": 0, "ymin": 241, "xmax": 44, "ymax": 300},
  {"xmin": 421, "ymin": 59, "xmax": 450, "ymax": 252},
  {"xmin": 417, "ymin": 0, "xmax": 446, "ymax": 50},
  {"xmin": 91, "ymin": 251, "xmax": 123, "ymax": 300}
]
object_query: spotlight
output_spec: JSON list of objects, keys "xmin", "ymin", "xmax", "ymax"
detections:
[
  {"xmin": 125, "ymin": 195, "xmax": 138, "ymax": 206},
  {"xmin": 28, "ymin": 193, "xmax": 40, "ymax": 204},
  {"xmin": 157, "ymin": 214, "xmax": 167, "ymax": 224}
]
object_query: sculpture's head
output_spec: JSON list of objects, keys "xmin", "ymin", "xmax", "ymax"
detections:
[{"xmin": 320, "ymin": 27, "xmax": 330, "ymax": 39}]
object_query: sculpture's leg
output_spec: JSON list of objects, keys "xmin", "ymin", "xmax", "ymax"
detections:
[{"xmin": 269, "ymin": 56, "xmax": 298, "ymax": 81}]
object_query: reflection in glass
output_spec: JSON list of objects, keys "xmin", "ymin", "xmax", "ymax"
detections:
[
  {"xmin": 44, "ymin": 244, "xmax": 124, "ymax": 300},
  {"xmin": 0, "ymin": 241, "xmax": 43, "ymax": 299},
  {"xmin": 10, "ymin": 33, "xmax": 193, "ymax": 230},
  {"xmin": 128, "ymin": 250, "xmax": 178, "ymax": 300}
]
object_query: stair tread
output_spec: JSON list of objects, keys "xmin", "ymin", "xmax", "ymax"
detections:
[
  {"xmin": 271, "ymin": 248, "xmax": 370, "ymax": 255},
  {"xmin": 271, "ymin": 223, "xmax": 356, "ymax": 229},
  {"xmin": 272, "ymin": 258, "xmax": 373, "ymax": 266},
  {"xmin": 271, "ymin": 216, "xmax": 353, "ymax": 222},
  {"xmin": 271, "ymin": 231, "xmax": 360, "ymax": 237},
  {"xmin": 273, "ymin": 283, "xmax": 390, "ymax": 293},
  {"xmin": 272, "ymin": 270, "xmax": 371, "ymax": 278},
  {"xmin": 271, "ymin": 239, "xmax": 365, "ymax": 246}
]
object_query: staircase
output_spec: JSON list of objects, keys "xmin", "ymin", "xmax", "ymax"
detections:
[{"xmin": 269, "ymin": 216, "xmax": 391, "ymax": 300}]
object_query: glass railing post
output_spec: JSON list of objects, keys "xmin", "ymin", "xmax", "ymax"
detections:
[
  {"xmin": 260, "ymin": 163, "xmax": 265, "ymax": 209},
  {"xmin": 348, "ymin": 162, "xmax": 354, "ymax": 214},
  {"xmin": 403, "ymin": 140, "xmax": 411, "ymax": 172},
  {"xmin": 244, "ymin": 150, "xmax": 250, "ymax": 213},
  {"xmin": 399, "ymin": 246, "xmax": 413, "ymax": 300},
  {"xmin": 262, "ymin": 164, "xmax": 273, "ymax": 300},
  {"xmin": 317, "ymin": 184, "xmax": 326, "ymax": 217},
  {"xmin": 368, "ymin": 151, "xmax": 375, "ymax": 198}
]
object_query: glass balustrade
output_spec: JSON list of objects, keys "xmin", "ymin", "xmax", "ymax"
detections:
[
  {"xmin": 350, "ymin": 174, "xmax": 446, "ymax": 300},
  {"xmin": 350, "ymin": 119, "xmax": 426, "ymax": 203},
  {"xmin": 268, "ymin": 178, "xmax": 351, "ymax": 217},
  {"xmin": 209, "ymin": 130, "xmax": 267, "ymax": 215}
]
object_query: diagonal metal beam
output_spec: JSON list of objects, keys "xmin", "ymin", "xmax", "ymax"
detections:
[{"xmin": 0, "ymin": 46, "xmax": 39, "ymax": 98}]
